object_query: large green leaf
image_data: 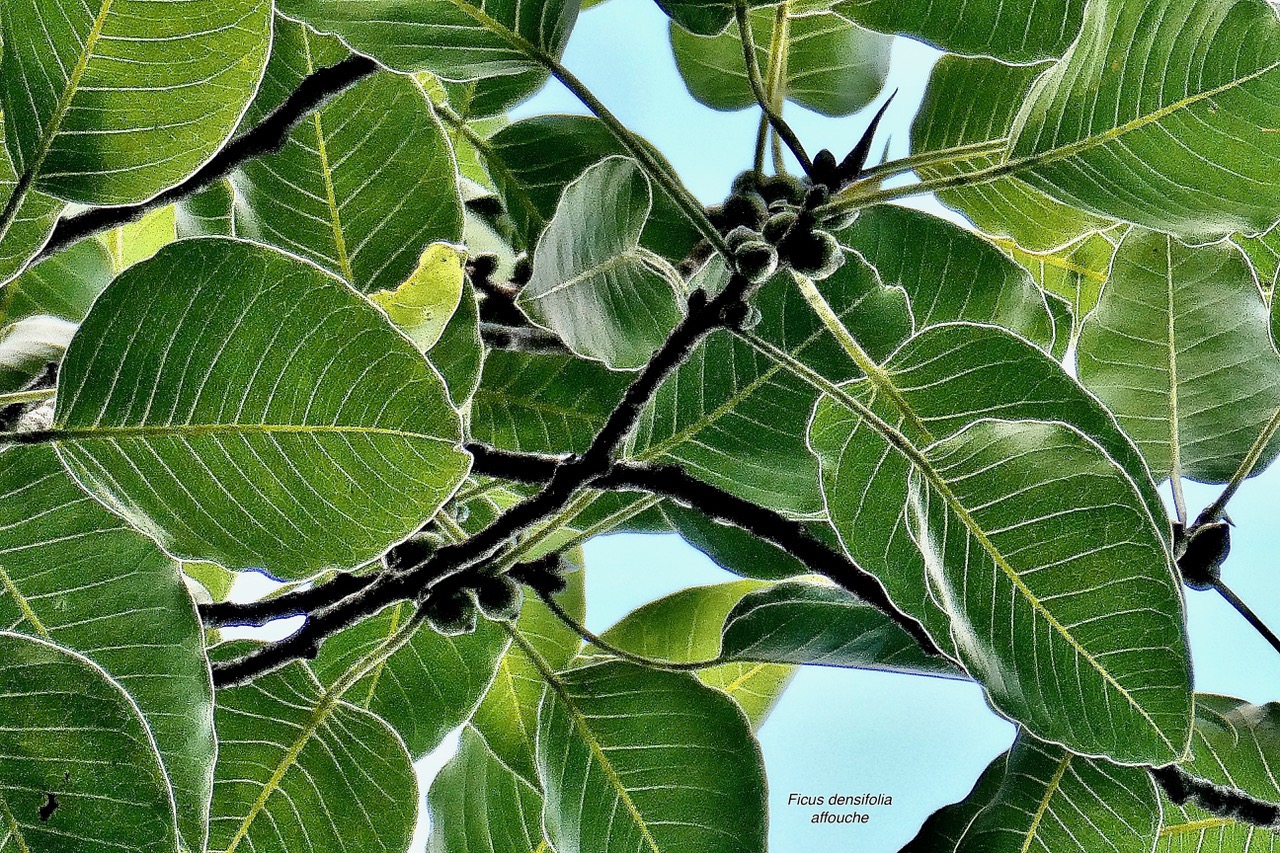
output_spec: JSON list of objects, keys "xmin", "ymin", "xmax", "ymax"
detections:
[
  {"xmin": 840, "ymin": 205, "xmax": 1054, "ymax": 350},
  {"xmin": 661, "ymin": 501, "xmax": 811, "ymax": 580},
  {"xmin": 951, "ymin": 733, "xmax": 1159, "ymax": 852},
  {"xmin": 911, "ymin": 54, "xmax": 1114, "ymax": 253},
  {"xmin": 1078, "ymin": 229, "xmax": 1280, "ymax": 483},
  {"xmin": 1158, "ymin": 695, "xmax": 1280, "ymax": 850},
  {"xmin": 209, "ymin": 653, "xmax": 418, "ymax": 853},
  {"xmin": 720, "ymin": 580, "xmax": 960, "ymax": 677},
  {"xmin": 427, "ymin": 727, "xmax": 548, "ymax": 853},
  {"xmin": 810, "ymin": 322, "xmax": 1169, "ymax": 640},
  {"xmin": 628, "ymin": 256, "xmax": 911, "ymax": 516},
  {"xmin": 51, "ymin": 238, "xmax": 470, "ymax": 578},
  {"xmin": 519, "ymin": 156, "xmax": 684, "ymax": 369},
  {"xmin": 471, "ymin": 563, "xmax": 586, "ymax": 787},
  {"xmin": 100, "ymin": 207, "xmax": 177, "ymax": 275},
  {"xmin": 810, "ymin": 327, "xmax": 1188, "ymax": 762},
  {"xmin": 1237, "ymin": 225, "xmax": 1280, "ymax": 294},
  {"xmin": 1008, "ymin": 0, "xmax": 1280, "ymax": 241},
  {"xmin": 0, "ymin": 446, "xmax": 214, "ymax": 852},
  {"xmin": 312, "ymin": 601, "xmax": 509, "ymax": 758},
  {"xmin": 232, "ymin": 21, "xmax": 464, "ymax": 294},
  {"xmin": 670, "ymin": 8, "xmax": 891, "ymax": 116},
  {"xmin": 591, "ymin": 580, "xmax": 792, "ymax": 727},
  {"xmin": 0, "ymin": 0, "xmax": 270, "ymax": 205},
  {"xmin": 428, "ymin": 277, "xmax": 486, "ymax": 407},
  {"xmin": 277, "ymin": 0, "xmax": 578, "ymax": 80},
  {"xmin": 538, "ymin": 660, "xmax": 767, "ymax": 853},
  {"xmin": 990, "ymin": 228, "xmax": 1121, "ymax": 343},
  {"xmin": 0, "ymin": 632, "xmax": 180, "ymax": 853},
  {"xmin": 902, "ymin": 419, "xmax": 1189, "ymax": 762},
  {"xmin": 834, "ymin": 0, "xmax": 1084, "ymax": 61},
  {"xmin": 471, "ymin": 349, "xmax": 631, "ymax": 455}
]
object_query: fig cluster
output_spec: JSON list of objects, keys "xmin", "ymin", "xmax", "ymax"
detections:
[
  {"xmin": 708, "ymin": 170, "xmax": 846, "ymax": 284},
  {"xmin": 422, "ymin": 572, "xmax": 524, "ymax": 636}
]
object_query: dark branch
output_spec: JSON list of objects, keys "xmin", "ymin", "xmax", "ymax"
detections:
[
  {"xmin": 480, "ymin": 322, "xmax": 576, "ymax": 355},
  {"xmin": 1151, "ymin": 764, "xmax": 1280, "ymax": 829},
  {"xmin": 468, "ymin": 445, "xmax": 941, "ymax": 657},
  {"xmin": 199, "ymin": 571, "xmax": 375, "ymax": 628},
  {"xmin": 38, "ymin": 55, "xmax": 379, "ymax": 260},
  {"xmin": 212, "ymin": 279, "xmax": 758, "ymax": 686}
]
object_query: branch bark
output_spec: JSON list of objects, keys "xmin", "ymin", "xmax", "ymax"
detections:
[{"xmin": 1151, "ymin": 764, "xmax": 1280, "ymax": 829}]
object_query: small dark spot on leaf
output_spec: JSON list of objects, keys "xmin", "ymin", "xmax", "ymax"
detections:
[{"xmin": 38, "ymin": 793, "xmax": 58, "ymax": 822}]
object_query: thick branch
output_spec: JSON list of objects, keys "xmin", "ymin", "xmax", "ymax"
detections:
[
  {"xmin": 199, "ymin": 571, "xmax": 375, "ymax": 628},
  {"xmin": 212, "ymin": 280, "xmax": 756, "ymax": 686},
  {"xmin": 467, "ymin": 444, "xmax": 943, "ymax": 657},
  {"xmin": 38, "ymin": 55, "xmax": 379, "ymax": 260},
  {"xmin": 1151, "ymin": 764, "xmax": 1280, "ymax": 829}
]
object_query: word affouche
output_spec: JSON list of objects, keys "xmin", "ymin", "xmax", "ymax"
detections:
[{"xmin": 2, "ymin": 0, "xmax": 1280, "ymax": 850}]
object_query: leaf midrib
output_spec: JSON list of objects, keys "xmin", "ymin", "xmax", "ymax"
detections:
[{"xmin": 43, "ymin": 423, "xmax": 452, "ymax": 442}]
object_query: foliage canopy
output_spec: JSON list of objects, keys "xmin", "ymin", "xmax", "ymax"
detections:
[{"xmin": 2, "ymin": 0, "xmax": 1280, "ymax": 850}]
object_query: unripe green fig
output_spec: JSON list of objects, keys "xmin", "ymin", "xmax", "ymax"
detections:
[
  {"xmin": 782, "ymin": 229, "xmax": 844, "ymax": 280},
  {"xmin": 473, "ymin": 574, "xmax": 523, "ymax": 621},
  {"xmin": 759, "ymin": 174, "xmax": 807, "ymax": 206},
  {"xmin": 733, "ymin": 240, "xmax": 778, "ymax": 284},
  {"xmin": 424, "ymin": 587, "xmax": 478, "ymax": 636},
  {"xmin": 725, "ymin": 225, "xmax": 762, "ymax": 252},
  {"xmin": 762, "ymin": 210, "xmax": 798, "ymax": 245},
  {"xmin": 722, "ymin": 191, "xmax": 769, "ymax": 231},
  {"xmin": 730, "ymin": 170, "xmax": 760, "ymax": 196},
  {"xmin": 1176, "ymin": 521, "xmax": 1230, "ymax": 590}
]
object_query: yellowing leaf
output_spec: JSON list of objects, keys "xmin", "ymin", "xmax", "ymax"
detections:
[{"xmin": 370, "ymin": 242, "xmax": 466, "ymax": 351}]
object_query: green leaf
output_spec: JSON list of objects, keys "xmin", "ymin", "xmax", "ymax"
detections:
[
  {"xmin": 209, "ymin": 653, "xmax": 418, "ymax": 853},
  {"xmin": 834, "ymin": 0, "xmax": 1084, "ymax": 62},
  {"xmin": 0, "ymin": 0, "xmax": 270, "ymax": 205},
  {"xmin": 901, "ymin": 419, "xmax": 1190, "ymax": 762},
  {"xmin": 592, "ymin": 580, "xmax": 792, "ymax": 727},
  {"xmin": 471, "ymin": 563, "xmax": 586, "ymax": 787},
  {"xmin": 661, "ymin": 501, "xmax": 811, "ymax": 580},
  {"xmin": 720, "ymin": 580, "xmax": 960, "ymax": 677},
  {"xmin": 428, "ymin": 277, "xmax": 486, "ymax": 407},
  {"xmin": 1237, "ymin": 224, "xmax": 1280, "ymax": 294},
  {"xmin": 427, "ymin": 726, "xmax": 548, "ymax": 853},
  {"xmin": 629, "ymin": 256, "xmax": 911, "ymax": 516},
  {"xmin": 0, "ymin": 445, "xmax": 214, "ymax": 853},
  {"xmin": 990, "ymin": 228, "xmax": 1120, "ymax": 343},
  {"xmin": 670, "ymin": 8, "xmax": 891, "ymax": 116},
  {"xmin": 472, "ymin": 349, "xmax": 631, "ymax": 454},
  {"xmin": 52, "ymin": 238, "xmax": 471, "ymax": 578},
  {"xmin": 810, "ymin": 322, "xmax": 1169, "ymax": 636},
  {"xmin": 0, "ymin": 238, "xmax": 113, "ymax": 325},
  {"xmin": 1157, "ymin": 694, "xmax": 1280, "ymax": 849},
  {"xmin": 371, "ymin": 243, "xmax": 468, "ymax": 352},
  {"xmin": 312, "ymin": 601, "xmax": 510, "ymax": 758},
  {"xmin": 101, "ymin": 207, "xmax": 177, "ymax": 274},
  {"xmin": 810, "ymin": 327, "xmax": 1188, "ymax": 762},
  {"xmin": 277, "ymin": 0, "xmax": 578, "ymax": 79},
  {"xmin": 840, "ymin": 205, "xmax": 1055, "ymax": 350},
  {"xmin": 911, "ymin": 54, "xmax": 1115, "ymax": 254},
  {"xmin": 1078, "ymin": 229, "xmax": 1280, "ymax": 483},
  {"xmin": 0, "ymin": 128, "xmax": 62, "ymax": 288},
  {"xmin": 901, "ymin": 752, "xmax": 1008, "ymax": 853},
  {"xmin": 486, "ymin": 115, "xmax": 699, "ymax": 260},
  {"xmin": 1008, "ymin": 0, "xmax": 1280, "ymax": 241},
  {"xmin": 518, "ymin": 156, "xmax": 685, "ymax": 369},
  {"xmin": 232, "ymin": 22, "xmax": 464, "ymax": 295},
  {"xmin": 0, "ymin": 632, "xmax": 180, "ymax": 853},
  {"xmin": 953, "ymin": 732, "xmax": 1159, "ymax": 853},
  {"xmin": 175, "ymin": 180, "xmax": 237, "ymax": 239},
  {"xmin": 538, "ymin": 660, "xmax": 767, "ymax": 853}
]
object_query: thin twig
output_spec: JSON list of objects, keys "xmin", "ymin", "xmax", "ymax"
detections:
[
  {"xmin": 1210, "ymin": 577, "xmax": 1280, "ymax": 657},
  {"xmin": 38, "ymin": 56, "xmax": 379, "ymax": 260},
  {"xmin": 735, "ymin": 0, "xmax": 812, "ymax": 177},
  {"xmin": 1194, "ymin": 404, "xmax": 1280, "ymax": 528}
]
